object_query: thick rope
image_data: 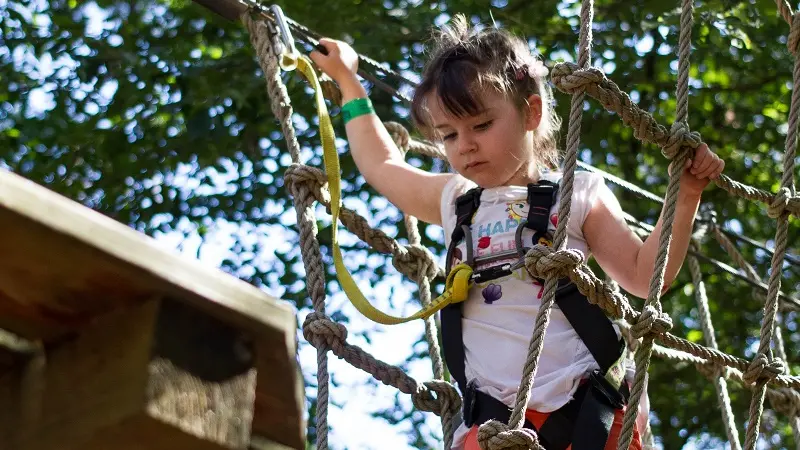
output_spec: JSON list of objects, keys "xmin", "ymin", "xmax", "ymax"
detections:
[
  {"xmin": 387, "ymin": 121, "xmax": 457, "ymax": 447},
  {"xmin": 243, "ymin": 14, "xmax": 332, "ymax": 449},
  {"xmin": 688, "ymin": 242, "xmax": 742, "ymax": 450},
  {"xmin": 653, "ymin": 345, "xmax": 800, "ymax": 417},
  {"xmin": 476, "ymin": 2, "xmax": 595, "ymax": 449},
  {"xmin": 283, "ymin": 163, "xmax": 445, "ymax": 281},
  {"xmin": 301, "ymin": 312, "xmax": 461, "ymax": 417},
  {"xmin": 249, "ymin": 45, "xmax": 457, "ymax": 443},
  {"xmin": 617, "ymin": 0, "xmax": 695, "ymax": 445},
  {"xmin": 522, "ymin": 242, "xmax": 800, "ymax": 391},
  {"xmin": 708, "ymin": 220, "xmax": 799, "ymax": 442},
  {"xmin": 551, "ymin": 67, "xmax": 800, "ymax": 218},
  {"xmin": 743, "ymin": 5, "xmax": 799, "ymax": 448}
]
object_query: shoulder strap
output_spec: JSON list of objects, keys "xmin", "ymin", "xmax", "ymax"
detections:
[
  {"xmin": 449, "ymin": 186, "xmax": 483, "ymax": 253},
  {"xmin": 554, "ymin": 282, "xmax": 625, "ymax": 377},
  {"xmin": 525, "ymin": 180, "xmax": 558, "ymax": 234},
  {"xmin": 442, "ymin": 186, "xmax": 482, "ymax": 393}
]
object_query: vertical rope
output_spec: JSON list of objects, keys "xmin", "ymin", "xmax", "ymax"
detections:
[
  {"xmin": 477, "ymin": 4, "xmax": 594, "ymax": 447},
  {"xmin": 243, "ymin": 14, "xmax": 330, "ymax": 450},
  {"xmin": 512, "ymin": 0, "xmax": 595, "ymax": 430},
  {"xmin": 743, "ymin": 4, "xmax": 798, "ymax": 448},
  {"xmin": 403, "ymin": 214, "xmax": 456, "ymax": 449},
  {"xmin": 688, "ymin": 243, "xmax": 742, "ymax": 450},
  {"xmin": 773, "ymin": 320, "xmax": 800, "ymax": 450},
  {"xmin": 617, "ymin": 0, "xmax": 693, "ymax": 447},
  {"xmin": 710, "ymin": 222, "xmax": 798, "ymax": 446}
]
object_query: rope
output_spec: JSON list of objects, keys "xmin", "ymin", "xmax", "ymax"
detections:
[
  {"xmin": 245, "ymin": 16, "xmax": 463, "ymax": 448},
  {"xmin": 550, "ymin": 69, "xmax": 800, "ymax": 218},
  {"xmin": 302, "ymin": 312, "xmax": 460, "ymax": 414},
  {"xmin": 617, "ymin": 0, "xmax": 694, "ymax": 445},
  {"xmin": 743, "ymin": 4, "xmax": 798, "ymax": 447},
  {"xmin": 688, "ymin": 241, "xmax": 742, "ymax": 450},
  {"xmin": 652, "ymin": 344, "xmax": 800, "ymax": 417},
  {"xmin": 242, "ymin": 14, "xmax": 332, "ymax": 449},
  {"xmin": 389, "ymin": 122, "xmax": 457, "ymax": 447},
  {"xmin": 476, "ymin": 2, "xmax": 594, "ymax": 448}
]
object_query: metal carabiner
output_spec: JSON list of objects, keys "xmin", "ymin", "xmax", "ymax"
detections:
[
  {"xmin": 269, "ymin": 5, "xmax": 299, "ymax": 70},
  {"xmin": 269, "ymin": 5, "xmax": 296, "ymax": 55}
]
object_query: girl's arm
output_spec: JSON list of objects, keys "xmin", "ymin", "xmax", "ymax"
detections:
[
  {"xmin": 583, "ymin": 144, "xmax": 724, "ymax": 299},
  {"xmin": 311, "ymin": 39, "xmax": 452, "ymax": 226}
]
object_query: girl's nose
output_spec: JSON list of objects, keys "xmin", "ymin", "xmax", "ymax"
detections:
[{"xmin": 458, "ymin": 136, "xmax": 477, "ymax": 155}]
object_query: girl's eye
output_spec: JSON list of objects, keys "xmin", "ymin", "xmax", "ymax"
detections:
[
  {"xmin": 475, "ymin": 120, "xmax": 493, "ymax": 131},
  {"xmin": 442, "ymin": 132, "xmax": 456, "ymax": 141}
]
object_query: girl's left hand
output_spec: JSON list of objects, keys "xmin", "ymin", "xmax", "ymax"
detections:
[{"xmin": 671, "ymin": 143, "xmax": 725, "ymax": 197}]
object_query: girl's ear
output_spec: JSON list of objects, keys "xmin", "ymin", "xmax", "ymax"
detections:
[{"xmin": 524, "ymin": 94, "xmax": 543, "ymax": 131}]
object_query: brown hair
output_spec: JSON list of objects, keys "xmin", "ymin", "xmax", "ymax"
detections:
[{"xmin": 411, "ymin": 15, "xmax": 561, "ymax": 169}]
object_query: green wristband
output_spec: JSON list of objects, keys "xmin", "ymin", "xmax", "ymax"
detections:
[{"xmin": 341, "ymin": 97, "xmax": 375, "ymax": 124}]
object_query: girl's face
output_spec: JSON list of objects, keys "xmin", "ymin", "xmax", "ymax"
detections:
[{"xmin": 428, "ymin": 89, "xmax": 543, "ymax": 188}]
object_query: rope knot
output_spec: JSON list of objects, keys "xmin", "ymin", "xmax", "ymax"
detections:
[
  {"xmin": 663, "ymin": 122, "xmax": 702, "ymax": 160},
  {"xmin": 411, "ymin": 380, "xmax": 461, "ymax": 417},
  {"xmin": 789, "ymin": 12, "xmax": 800, "ymax": 56},
  {"xmin": 302, "ymin": 312, "xmax": 348, "ymax": 352},
  {"xmin": 284, "ymin": 163, "xmax": 328, "ymax": 203},
  {"xmin": 768, "ymin": 186, "xmax": 792, "ymax": 218},
  {"xmin": 743, "ymin": 353, "xmax": 786, "ymax": 386},
  {"xmin": 393, "ymin": 244, "xmax": 439, "ymax": 282},
  {"xmin": 524, "ymin": 245, "xmax": 584, "ymax": 280},
  {"xmin": 631, "ymin": 305, "xmax": 673, "ymax": 339},
  {"xmin": 550, "ymin": 62, "xmax": 604, "ymax": 95},
  {"xmin": 384, "ymin": 122, "xmax": 410, "ymax": 154},
  {"xmin": 477, "ymin": 420, "xmax": 542, "ymax": 450}
]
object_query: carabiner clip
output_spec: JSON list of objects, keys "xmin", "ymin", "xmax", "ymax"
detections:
[{"xmin": 270, "ymin": 5, "xmax": 298, "ymax": 70}]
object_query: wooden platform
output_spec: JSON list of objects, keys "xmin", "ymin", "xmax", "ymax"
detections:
[{"xmin": 0, "ymin": 169, "xmax": 304, "ymax": 450}]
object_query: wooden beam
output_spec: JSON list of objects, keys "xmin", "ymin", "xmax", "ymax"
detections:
[
  {"xmin": 0, "ymin": 169, "xmax": 294, "ymax": 343},
  {"xmin": 1, "ymin": 299, "xmax": 305, "ymax": 449},
  {"xmin": 0, "ymin": 169, "xmax": 304, "ymax": 448}
]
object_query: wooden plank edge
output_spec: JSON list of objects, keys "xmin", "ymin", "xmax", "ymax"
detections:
[{"xmin": 0, "ymin": 169, "xmax": 296, "ymax": 339}]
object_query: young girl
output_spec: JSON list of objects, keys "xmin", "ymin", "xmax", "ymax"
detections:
[{"xmin": 310, "ymin": 15, "xmax": 723, "ymax": 450}]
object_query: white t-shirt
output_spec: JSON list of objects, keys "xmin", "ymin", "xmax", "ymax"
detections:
[{"xmin": 440, "ymin": 170, "xmax": 649, "ymax": 447}]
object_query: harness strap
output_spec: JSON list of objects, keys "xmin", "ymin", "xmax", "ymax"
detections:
[
  {"xmin": 443, "ymin": 187, "xmax": 482, "ymax": 393},
  {"xmin": 555, "ymin": 282, "xmax": 628, "ymax": 387},
  {"xmin": 525, "ymin": 180, "xmax": 558, "ymax": 241}
]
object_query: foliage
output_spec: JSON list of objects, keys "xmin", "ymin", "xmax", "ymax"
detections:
[{"xmin": 1, "ymin": 0, "xmax": 798, "ymax": 448}]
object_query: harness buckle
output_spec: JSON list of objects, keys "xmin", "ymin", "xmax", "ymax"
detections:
[
  {"xmin": 588, "ymin": 369, "xmax": 626, "ymax": 410},
  {"xmin": 462, "ymin": 380, "xmax": 479, "ymax": 428}
]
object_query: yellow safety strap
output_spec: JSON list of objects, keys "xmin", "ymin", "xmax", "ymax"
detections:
[{"xmin": 280, "ymin": 53, "xmax": 473, "ymax": 325}]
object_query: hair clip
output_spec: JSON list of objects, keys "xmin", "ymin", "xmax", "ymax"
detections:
[
  {"xmin": 515, "ymin": 65, "xmax": 527, "ymax": 81},
  {"xmin": 529, "ymin": 60, "xmax": 549, "ymax": 78}
]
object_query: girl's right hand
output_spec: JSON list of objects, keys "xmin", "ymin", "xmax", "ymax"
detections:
[{"xmin": 310, "ymin": 38, "xmax": 359, "ymax": 85}]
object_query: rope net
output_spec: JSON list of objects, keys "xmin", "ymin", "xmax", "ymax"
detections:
[{"xmin": 240, "ymin": 2, "xmax": 798, "ymax": 449}]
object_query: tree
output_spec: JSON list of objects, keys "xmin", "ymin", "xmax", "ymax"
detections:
[{"xmin": 1, "ymin": 0, "xmax": 798, "ymax": 448}]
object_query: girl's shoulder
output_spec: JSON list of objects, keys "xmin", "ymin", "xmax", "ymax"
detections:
[{"xmin": 541, "ymin": 169, "xmax": 607, "ymax": 198}]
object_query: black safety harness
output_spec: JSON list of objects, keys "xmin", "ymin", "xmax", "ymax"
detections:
[{"xmin": 441, "ymin": 180, "xmax": 630, "ymax": 450}]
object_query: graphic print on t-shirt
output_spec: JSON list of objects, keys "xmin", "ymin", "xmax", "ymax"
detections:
[
  {"xmin": 449, "ymin": 198, "xmax": 562, "ymax": 303},
  {"xmin": 481, "ymin": 283, "xmax": 502, "ymax": 304}
]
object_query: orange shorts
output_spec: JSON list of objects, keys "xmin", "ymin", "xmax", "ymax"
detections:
[{"xmin": 463, "ymin": 406, "xmax": 642, "ymax": 450}]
